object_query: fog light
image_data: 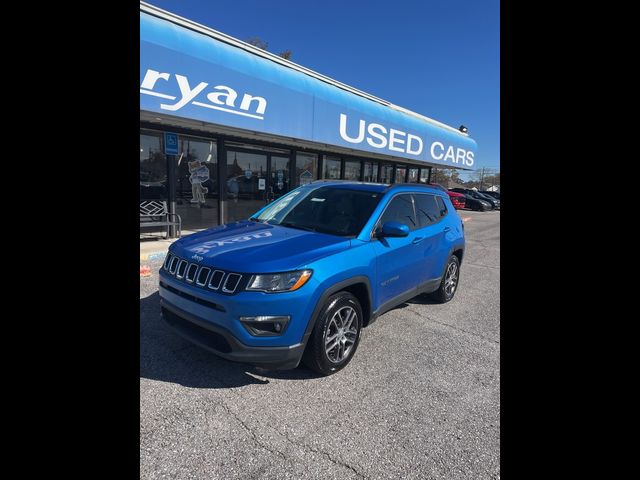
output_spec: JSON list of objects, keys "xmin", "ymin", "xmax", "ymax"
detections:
[{"xmin": 239, "ymin": 315, "xmax": 291, "ymax": 336}]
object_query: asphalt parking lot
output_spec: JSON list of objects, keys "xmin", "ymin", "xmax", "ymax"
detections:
[{"xmin": 140, "ymin": 209, "xmax": 500, "ymax": 479}]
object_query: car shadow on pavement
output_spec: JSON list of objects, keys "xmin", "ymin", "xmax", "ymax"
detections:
[
  {"xmin": 407, "ymin": 293, "xmax": 440, "ymax": 305},
  {"xmin": 140, "ymin": 292, "xmax": 323, "ymax": 389}
]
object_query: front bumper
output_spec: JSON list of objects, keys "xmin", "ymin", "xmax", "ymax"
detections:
[
  {"xmin": 161, "ymin": 300, "xmax": 305, "ymax": 369},
  {"xmin": 158, "ymin": 270, "xmax": 321, "ymax": 369}
]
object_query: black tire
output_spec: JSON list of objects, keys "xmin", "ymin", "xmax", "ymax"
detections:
[
  {"xmin": 431, "ymin": 255, "xmax": 461, "ymax": 303},
  {"xmin": 302, "ymin": 291, "xmax": 363, "ymax": 376}
]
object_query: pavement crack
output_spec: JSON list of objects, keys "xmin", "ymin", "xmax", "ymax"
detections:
[
  {"xmin": 215, "ymin": 399, "xmax": 289, "ymax": 462},
  {"xmin": 405, "ymin": 307, "xmax": 500, "ymax": 345},
  {"xmin": 270, "ymin": 426, "xmax": 368, "ymax": 479}
]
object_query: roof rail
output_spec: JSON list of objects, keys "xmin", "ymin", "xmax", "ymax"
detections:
[{"xmin": 381, "ymin": 183, "xmax": 443, "ymax": 194}]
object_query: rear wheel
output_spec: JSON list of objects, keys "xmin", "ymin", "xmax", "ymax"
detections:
[
  {"xmin": 302, "ymin": 292, "xmax": 362, "ymax": 375},
  {"xmin": 431, "ymin": 256, "xmax": 460, "ymax": 303}
]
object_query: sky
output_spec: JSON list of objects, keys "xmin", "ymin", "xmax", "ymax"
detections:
[{"xmin": 145, "ymin": 0, "xmax": 500, "ymax": 178}]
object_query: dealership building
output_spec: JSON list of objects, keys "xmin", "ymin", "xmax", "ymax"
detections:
[{"xmin": 140, "ymin": 1, "xmax": 477, "ymax": 237}]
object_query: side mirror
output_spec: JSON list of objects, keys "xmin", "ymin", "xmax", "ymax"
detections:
[{"xmin": 377, "ymin": 221, "xmax": 410, "ymax": 238}]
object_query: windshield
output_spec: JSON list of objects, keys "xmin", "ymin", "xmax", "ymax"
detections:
[{"xmin": 252, "ymin": 186, "xmax": 382, "ymax": 237}]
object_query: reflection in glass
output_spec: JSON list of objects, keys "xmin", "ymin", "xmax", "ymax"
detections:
[
  {"xmin": 395, "ymin": 166, "xmax": 407, "ymax": 183},
  {"xmin": 295, "ymin": 152, "xmax": 318, "ymax": 186},
  {"xmin": 140, "ymin": 133, "xmax": 167, "ymax": 200},
  {"xmin": 271, "ymin": 155, "xmax": 290, "ymax": 199},
  {"xmin": 344, "ymin": 160, "xmax": 361, "ymax": 180},
  {"xmin": 380, "ymin": 164, "xmax": 394, "ymax": 184},
  {"xmin": 324, "ymin": 156, "xmax": 341, "ymax": 179},
  {"xmin": 363, "ymin": 161, "xmax": 378, "ymax": 182},
  {"xmin": 408, "ymin": 168, "xmax": 419, "ymax": 183},
  {"xmin": 226, "ymin": 150, "xmax": 268, "ymax": 222}
]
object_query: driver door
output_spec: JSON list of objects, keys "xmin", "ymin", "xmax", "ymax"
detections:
[{"xmin": 372, "ymin": 194, "xmax": 422, "ymax": 307}]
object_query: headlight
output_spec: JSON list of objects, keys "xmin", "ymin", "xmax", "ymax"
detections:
[{"xmin": 247, "ymin": 270, "xmax": 313, "ymax": 293}]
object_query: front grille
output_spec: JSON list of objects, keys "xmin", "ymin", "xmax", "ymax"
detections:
[{"xmin": 162, "ymin": 253, "xmax": 244, "ymax": 295}]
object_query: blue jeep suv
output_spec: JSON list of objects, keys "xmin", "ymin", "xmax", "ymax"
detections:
[{"xmin": 159, "ymin": 181, "xmax": 464, "ymax": 375}]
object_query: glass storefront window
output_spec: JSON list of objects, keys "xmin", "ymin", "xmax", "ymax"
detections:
[
  {"xmin": 408, "ymin": 168, "xmax": 419, "ymax": 183},
  {"xmin": 295, "ymin": 152, "xmax": 318, "ymax": 186},
  {"xmin": 226, "ymin": 150, "xmax": 268, "ymax": 222},
  {"xmin": 324, "ymin": 156, "xmax": 341, "ymax": 179},
  {"xmin": 420, "ymin": 167, "xmax": 430, "ymax": 183},
  {"xmin": 395, "ymin": 166, "xmax": 407, "ymax": 183},
  {"xmin": 344, "ymin": 159, "xmax": 361, "ymax": 180},
  {"xmin": 140, "ymin": 133, "xmax": 167, "ymax": 200},
  {"xmin": 175, "ymin": 136, "xmax": 218, "ymax": 231},
  {"xmin": 363, "ymin": 161, "xmax": 378, "ymax": 182},
  {"xmin": 271, "ymin": 155, "xmax": 290, "ymax": 199},
  {"xmin": 380, "ymin": 163, "xmax": 394, "ymax": 184}
]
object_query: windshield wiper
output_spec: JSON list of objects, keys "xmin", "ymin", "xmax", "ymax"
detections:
[{"xmin": 279, "ymin": 222, "xmax": 317, "ymax": 232}]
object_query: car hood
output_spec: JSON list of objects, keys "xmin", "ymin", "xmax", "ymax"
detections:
[{"xmin": 170, "ymin": 221, "xmax": 351, "ymax": 272}]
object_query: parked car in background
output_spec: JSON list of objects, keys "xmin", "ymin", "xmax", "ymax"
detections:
[
  {"xmin": 428, "ymin": 183, "xmax": 466, "ymax": 209},
  {"xmin": 450, "ymin": 188, "xmax": 500, "ymax": 210},
  {"xmin": 480, "ymin": 190, "xmax": 500, "ymax": 201},
  {"xmin": 454, "ymin": 193, "xmax": 491, "ymax": 211}
]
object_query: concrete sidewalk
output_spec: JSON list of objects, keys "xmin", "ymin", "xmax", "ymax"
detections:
[{"xmin": 140, "ymin": 230, "xmax": 199, "ymax": 262}]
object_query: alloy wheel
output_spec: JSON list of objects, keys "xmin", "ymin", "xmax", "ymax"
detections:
[
  {"xmin": 324, "ymin": 306, "xmax": 358, "ymax": 363},
  {"xmin": 444, "ymin": 262, "xmax": 458, "ymax": 296}
]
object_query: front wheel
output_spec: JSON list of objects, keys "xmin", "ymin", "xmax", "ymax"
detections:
[
  {"xmin": 302, "ymin": 292, "xmax": 363, "ymax": 375},
  {"xmin": 431, "ymin": 256, "xmax": 461, "ymax": 303}
]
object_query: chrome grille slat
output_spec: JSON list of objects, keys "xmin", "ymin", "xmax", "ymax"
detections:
[
  {"xmin": 222, "ymin": 273, "xmax": 242, "ymax": 293},
  {"xmin": 208, "ymin": 270, "xmax": 225, "ymax": 290},
  {"xmin": 163, "ymin": 253, "xmax": 173, "ymax": 270},
  {"xmin": 185, "ymin": 263, "xmax": 198, "ymax": 283},
  {"xmin": 176, "ymin": 260, "xmax": 188, "ymax": 279},
  {"xmin": 168, "ymin": 256, "xmax": 179, "ymax": 274},
  {"xmin": 196, "ymin": 267, "xmax": 211, "ymax": 286}
]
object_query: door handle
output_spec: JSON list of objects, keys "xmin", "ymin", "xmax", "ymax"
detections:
[
  {"xmin": 443, "ymin": 227, "xmax": 451, "ymax": 233},
  {"xmin": 412, "ymin": 236, "xmax": 424, "ymax": 244}
]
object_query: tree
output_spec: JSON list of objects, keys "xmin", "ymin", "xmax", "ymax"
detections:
[
  {"xmin": 246, "ymin": 36, "xmax": 268, "ymax": 50},
  {"xmin": 245, "ymin": 36, "xmax": 292, "ymax": 60}
]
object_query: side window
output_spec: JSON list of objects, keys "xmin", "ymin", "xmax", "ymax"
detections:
[
  {"xmin": 435, "ymin": 195, "xmax": 448, "ymax": 217},
  {"xmin": 378, "ymin": 194, "xmax": 417, "ymax": 230},
  {"xmin": 415, "ymin": 194, "xmax": 443, "ymax": 228}
]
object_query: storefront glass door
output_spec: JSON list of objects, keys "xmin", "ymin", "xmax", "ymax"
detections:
[
  {"xmin": 270, "ymin": 155, "xmax": 290, "ymax": 200},
  {"xmin": 226, "ymin": 150, "xmax": 268, "ymax": 222},
  {"xmin": 175, "ymin": 137, "xmax": 218, "ymax": 231}
]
